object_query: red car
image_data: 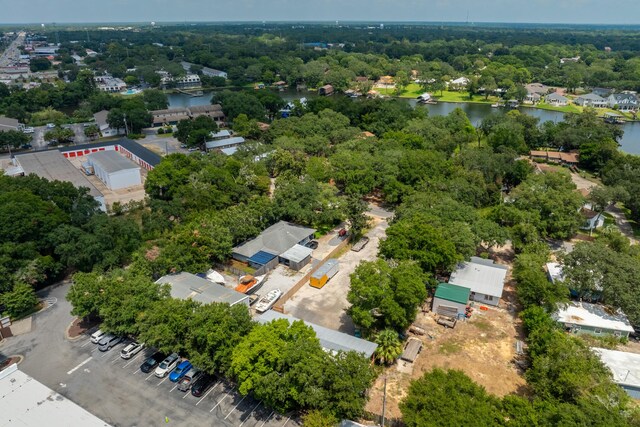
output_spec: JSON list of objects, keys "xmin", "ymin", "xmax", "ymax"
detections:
[{"xmin": 338, "ymin": 228, "xmax": 347, "ymax": 237}]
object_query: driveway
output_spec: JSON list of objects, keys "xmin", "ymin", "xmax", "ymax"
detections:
[
  {"xmin": 283, "ymin": 206, "xmax": 391, "ymax": 333},
  {"xmin": 606, "ymin": 204, "xmax": 638, "ymax": 245}
]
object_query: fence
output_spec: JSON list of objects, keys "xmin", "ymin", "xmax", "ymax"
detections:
[{"xmin": 273, "ymin": 235, "xmax": 351, "ymax": 312}]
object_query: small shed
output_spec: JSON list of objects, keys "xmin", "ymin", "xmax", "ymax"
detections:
[
  {"xmin": 432, "ymin": 282, "xmax": 470, "ymax": 317},
  {"xmin": 400, "ymin": 337, "xmax": 423, "ymax": 363},
  {"xmin": 318, "ymin": 84, "xmax": 334, "ymax": 96},
  {"xmin": 86, "ymin": 150, "xmax": 141, "ymax": 190},
  {"xmin": 279, "ymin": 244, "xmax": 313, "ymax": 271},
  {"xmin": 310, "ymin": 259, "xmax": 339, "ymax": 288}
]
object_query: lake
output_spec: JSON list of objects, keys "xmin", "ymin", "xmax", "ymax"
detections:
[{"xmin": 167, "ymin": 91, "xmax": 640, "ymax": 155}]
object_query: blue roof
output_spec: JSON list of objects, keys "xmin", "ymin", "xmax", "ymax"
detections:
[{"xmin": 248, "ymin": 250, "xmax": 278, "ymax": 265}]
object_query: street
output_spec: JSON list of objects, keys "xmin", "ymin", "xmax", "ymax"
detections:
[{"xmin": 0, "ymin": 31, "xmax": 25, "ymax": 68}]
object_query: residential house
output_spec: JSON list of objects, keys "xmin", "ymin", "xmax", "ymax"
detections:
[
  {"xmin": 448, "ymin": 77, "xmax": 470, "ymax": 90},
  {"xmin": 175, "ymin": 74, "xmax": 201, "ymax": 89},
  {"xmin": 94, "ymin": 74, "xmax": 127, "ymax": 93},
  {"xmin": 155, "ymin": 272, "xmax": 250, "ymax": 307},
  {"xmin": 545, "ymin": 93, "xmax": 569, "ymax": 106},
  {"xmin": 448, "ymin": 256, "xmax": 508, "ymax": 306},
  {"xmin": 318, "ymin": 84, "xmax": 334, "ymax": 96},
  {"xmin": 232, "ymin": 221, "xmax": 316, "ymax": 271},
  {"xmin": 93, "ymin": 110, "xmax": 124, "ymax": 137},
  {"xmin": 591, "ymin": 87, "xmax": 614, "ymax": 98},
  {"xmin": 432, "ymin": 282, "xmax": 471, "ymax": 317},
  {"xmin": 546, "ymin": 262, "xmax": 564, "ymax": 284},
  {"xmin": 150, "ymin": 107, "xmax": 190, "ymax": 127},
  {"xmin": 187, "ymin": 104, "xmax": 225, "ymax": 123},
  {"xmin": 559, "ymin": 152, "xmax": 580, "ymax": 166},
  {"xmin": 574, "ymin": 93, "xmax": 608, "ymax": 108},
  {"xmin": 530, "ymin": 150, "xmax": 548, "ymax": 162},
  {"xmin": 580, "ymin": 206, "xmax": 605, "ymax": 230},
  {"xmin": 592, "ymin": 348, "xmax": 640, "ymax": 398},
  {"xmin": 547, "ymin": 151, "xmax": 562, "ymax": 163},
  {"xmin": 525, "ymin": 83, "xmax": 550, "ymax": 103},
  {"xmin": 257, "ymin": 311, "xmax": 377, "ymax": 358},
  {"xmin": 553, "ymin": 301, "xmax": 634, "ymax": 338},
  {"xmin": 607, "ymin": 93, "xmax": 638, "ymax": 111},
  {"xmin": 205, "ymin": 136, "xmax": 246, "ymax": 155},
  {"xmin": 529, "ymin": 150, "xmax": 579, "ymax": 166},
  {"xmin": 560, "ymin": 56, "xmax": 580, "ymax": 64},
  {"xmin": 180, "ymin": 61, "xmax": 227, "ymax": 79}
]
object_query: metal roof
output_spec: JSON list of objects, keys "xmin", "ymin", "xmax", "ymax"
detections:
[
  {"xmin": 593, "ymin": 348, "xmax": 640, "ymax": 389},
  {"xmin": 400, "ymin": 337, "xmax": 423, "ymax": 362},
  {"xmin": 233, "ymin": 221, "xmax": 316, "ymax": 259},
  {"xmin": 248, "ymin": 250, "xmax": 278, "ymax": 266},
  {"xmin": 256, "ymin": 311, "xmax": 378, "ymax": 358},
  {"xmin": 546, "ymin": 262, "xmax": 564, "ymax": 283},
  {"xmin": 553, "ymin": 302, "xmax": 634, "ymax": 333},
  {"xmin": 15, "ymin": 150, "xmax": 102, "ymax": 198},
  {"xmin": 155, "ymin": 272, "xmax": 249, "ymax": 306},
  {"xmin": 0, "ymin": 364, "xmax": 110, "ymax": 426},
  {"xmin": 312, "ymin": 259, "xmax": 339, "ymax": 279},
  {"xmin": 279, "ymin": 244, "xmax": 313, "ymax": 263},
  {"xmin": 205, "ymin": 136, "xmax": 245, "ymax": 150},
  {"xmin": 435, "ymin": 282, "xmax": 471, "ymax": 305},
  {"xmin": 88, "ymin": 150, "xmax": 140, "ymax": 174},
  {"xmin": 449, "ymin": 256, "xmax": 508, "ymax": 299},
  {"xmin": 0, "ymin": 115, "xmax": 19, "ymax": 131},
  {"xmin": 58, "ymin": 138, "xmax": 162, "ymax": 167}
]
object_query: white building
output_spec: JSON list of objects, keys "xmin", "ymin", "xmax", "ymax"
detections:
[
  {"xmin": 0, "ymin": 364, "xmax": 110, "ymax": 426},
  {"xmin": 546, "ymin": 262, "xmax": 564, "ymax": 284},
  {"xmin": 87, "ymin": 151, "xmax": 141, "ymax": 190},
  {"xmin": 93, "ymin": 110, "xmax": 124, "ymax": 137},
  {"xmin": 553, "ymin": 302, "xmax": 635, "ymax": 338},
  {"xmin": 592, "ymin": 348, "xmax": 640, "ymax": 398},
  {"xmin": 448, "ymin": 256, "xmax": 508, "ymax": 306},
  {"xmin": 94, "ymin": 74, "xmax": 127, "ymax": 93}
]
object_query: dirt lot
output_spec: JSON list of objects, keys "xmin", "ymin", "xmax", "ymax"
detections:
[
  {"xmin": 283, "ymin": 211, "xmax": 390, "ymax": 333},
  {"xmin": 366, "ymin": 245, "xmax": 526, "ymax": 419}
]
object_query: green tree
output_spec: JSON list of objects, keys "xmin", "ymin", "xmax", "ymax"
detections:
[
  {"xmin": 44, "ymin": 127, "xmax": 75, "ymax": 145},
  {"xmin": 400, "ymin": 369, "xmax": 504, "ymax": 427},
  {"xmin": 137, "ymin": 297, "xmax": 199, "ymax": 354},
  {"xmin": 374, "ymin": 329, "xmax": 403, "ymax": 365},
  {"xmin": 83, "ymin": 124, "xmax": 100, "ymax": 140},
  {"xmin": 142, "ymin": 89, "xmax": 169, "ymax": 110},
  {"xmin": 2, "ymin": 283, "xmax": 37, "ymax": 318},
  {"xmin": 0, "ymin": 130, "xmax": 30, "ymax": 150}
]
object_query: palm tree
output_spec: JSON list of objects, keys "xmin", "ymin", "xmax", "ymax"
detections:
[{"xmin": 374, "ymin": 329, "xmax": 403, "ymax": 365}]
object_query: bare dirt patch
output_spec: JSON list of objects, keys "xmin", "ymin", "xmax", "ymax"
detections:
[
  {"xmin": 365, "ymin": 305, "xmax": 528, "ymax": 419},
  {"xmin": 68, "ymin": 317, "xmax": 99, "ymax": 339}
]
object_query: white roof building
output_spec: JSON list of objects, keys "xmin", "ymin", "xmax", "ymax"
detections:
[
  {"xmin": 0, "ymin": 364, "xmax": 110, "ymax": 426},
  {"xmin": 87, "ymin": 151, "xmax": 141, "ymax": 190},
  {"xmin": 553, "ymin": 302, "xmax": 635, "ymax": 337},
  {"xmin": 546, "ymin": 262, "xmax": 564, "ymax": 284},
  {"xmin": 449, "ymin": 256, "xmax": 508, "ymax": 306},
  {"xmin": 592, "ymin": 347, "xmax": 640, "ymax": 398}
]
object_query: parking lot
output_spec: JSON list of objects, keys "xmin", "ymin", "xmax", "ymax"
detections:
[
  {"xmin": 58, "ymin": 333, "xmax": 302, "ymax": 427},
  {"xmin": 0, "ymin": 282, "xmax": 300, "ymax": 427}
]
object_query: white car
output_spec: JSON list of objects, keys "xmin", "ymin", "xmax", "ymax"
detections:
[
  {"xmin": 22, "ymin": 127, "xmax": 34, "ymax": 134},
  {"xmin": 90, "ymin": 329, "xmax": 106, "ymax": 344},
  {"xmin": 120, "ymin": 341, "xmax": 145, "ymax": 359},
  {"xmin": 154, "ymin": 353, "xmax": 179, "ymax": 378}
]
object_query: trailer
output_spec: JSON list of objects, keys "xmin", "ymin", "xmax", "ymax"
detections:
[{"xmin": 310, "ymin": 259, "xmax": 339, "ymax": 289}]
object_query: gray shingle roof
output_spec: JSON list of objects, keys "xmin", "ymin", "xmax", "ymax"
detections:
[
  {"xmin": 256, "ymin": 311, "xmax": 378, "ymax": 358},
  {"xmin": 155, "ymin": 272, "xmax": 249, "ymax": 306},
  {"xmin": 233, "ymin": 221, "xmax": 315, "ymax": 258}
]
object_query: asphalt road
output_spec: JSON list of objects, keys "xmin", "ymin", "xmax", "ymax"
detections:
[
  {"xmin": 0, "ymin": 32, "xmax": 25, "ymax": 68},
  {"xmin": 0, "ymin": 282, "xmax": 301, "ymax": 427}
]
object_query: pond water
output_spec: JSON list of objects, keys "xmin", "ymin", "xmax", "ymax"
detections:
[{"xmin": 167, "ymin": 90, "xmax": 640, "ymax": 155}]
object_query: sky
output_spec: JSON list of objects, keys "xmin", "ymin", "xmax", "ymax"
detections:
[{"xmin": 0, "ymin": 0, "xmax": 639, "ymax": 25}]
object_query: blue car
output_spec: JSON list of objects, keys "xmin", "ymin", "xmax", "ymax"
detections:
[{"xmin": 169, "ymin": 360, "xmax": 192, "ymax": 382}]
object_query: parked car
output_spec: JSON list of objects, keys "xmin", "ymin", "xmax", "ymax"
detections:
[
  {"xmin": 22, "ymin": 127, "xmax": 34, "ymax": 134},
  {"xmin": 140, "ymin": 351, "xmax": 166, "ymax": 373},
  {"xmin": 120, "ymin": 341, "xmax": 145, "ymax": 359},
  {"xmin": 177, "ymin": 369, "xmax": 202, "ymax": 392},
  {"xmin": 46, "ymin": 123, "xmax": 56, "ymax": 129},
  {"xmin": 169, "ymin": 360, "xmax": 193, "ymax": 382},
  {"xmin": 191, "ymin": 373, "xmax": 216, "ymax": 397},
  {"xmin": 90, "ymin": 329, "xmax": 106, "ymax": 344},
  {"xmin": 305, "ymin": 240, "xmax": 319, "ymax": 249},
  {"xmin": 338, "ymin": 228, "xmax": 348, "ymax": 237},
  {"xmin": 155, "ymin": 353, "xmax": 180, "ymax": 377},
  {"xmin": 351, "ymin": 236, "xmax": 370, "ymax": 252},
  {"xmin": 98, "ymin": 334, "xmax": 123, "ymax": 352},
  {"xmin": 20, "ymin": 144, "xmax": 32, "ymax": 149}
]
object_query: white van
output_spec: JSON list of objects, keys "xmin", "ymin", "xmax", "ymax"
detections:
[{"xmin": 90, "ymin": 329, "xmax": 106, "ymax": 344}]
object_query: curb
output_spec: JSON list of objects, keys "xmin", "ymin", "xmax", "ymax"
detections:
[{"xmin": 65, "ymin": 317, "xmax": 85, "ymax": 342}]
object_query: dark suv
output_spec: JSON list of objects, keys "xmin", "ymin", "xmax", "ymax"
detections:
[
  {"xmin": 191, "ymin": 373, "xmax": 216, "ymax": 397},
  {"xmin": 140, "ymin": 351, "xmax": 166, "ymax": 373}
]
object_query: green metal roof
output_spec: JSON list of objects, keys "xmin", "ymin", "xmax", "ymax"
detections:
[{"xmin": 435, "ymin": 282, "xmax": 471, "ymax": 305}]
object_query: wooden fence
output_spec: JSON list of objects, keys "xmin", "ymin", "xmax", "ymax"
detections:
[{"xmin": 273, "ymin": 235, "xmax": 351, "ymax": 312}]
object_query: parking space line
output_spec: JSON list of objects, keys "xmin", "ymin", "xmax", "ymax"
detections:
[
  {"xmin": 239, "ymin": 400, "xmax": 262, "ymax": 426},
  {"xmin": 67, "ymin": 357, "xmax": 93, "ymax": 375},
  {"xmin": 182, "ymin": 390, "xmax": 190, "ymax": 399},
  {"xmin": 210, "ymin": 388, "xmax": 231, "ymax": 412},
  {"xmin": 259, "ymin": 411, "xmax": 275, "ymax": 427},
  {"xmin": 195, "ymin": 382, "xmax": 220, "ymax": 406},
  {"xmin": 145, "ymin": 373, "xmax": 155, "ymax": 381},
  {"xmin": 281, "ymin": 415, "xmax": 292, "ymax": 426},
  {"xmin": 123, "ymin": 352, "xmax": 145, "ymax": 368},
  {"xmin": 224, "ymin": 395, "xmax": 247, "ymax": 420},
  {"xmin": 169, "ymin": 383, "xmax": 178, "ymax": 392},
  {"xmin": 157, "ymin": 376, "xmax": 169, "ymax": 386},
  {"xmin": 80, "ymin": 339, "xmax": 93, "ymax": 348},
  {"xmin": 111, "ymin": 354, "xmax": 122, "ymax": 364}
]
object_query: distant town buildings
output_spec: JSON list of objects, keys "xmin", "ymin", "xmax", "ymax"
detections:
[{"xmin": 94, "ymin": 74, "xmax": 127, "ymax": 93}]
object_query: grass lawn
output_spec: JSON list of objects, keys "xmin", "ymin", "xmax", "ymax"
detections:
[
  {"xmin": 432, "ymin": 91, "xmax": 499, "ymax": 104},
  {"xmin": 532, "ymin": 102, "xmax": 582, "ymax": 114},
  {"xmin": 155, "ymin": 133, "xmax": 175, "ymax": 138}
]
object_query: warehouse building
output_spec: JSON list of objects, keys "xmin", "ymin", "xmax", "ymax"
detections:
[
  {"xmin": 12, "ymin": 150, "xmax": 106, "ymax": 211},
  {"xmin": 256, "ymin": 311, "xmax": 378, "ymax": 358},
  {"xmin": 59, "ymin": 138, "xmax": 161, "ymax": 171},
  {"xmin": 592, "ymin": 348, "xmax": 640, "ymax": 398},
  {"xmin": 0, "ymin": 364, "xmax": 110, "ymax": 426},
  {"xmin": 156, "ymin": 272, "xmax": 251, "ymax": 307},
  {"xmin": 86, "ymin": 151, "xmax": 141, "ymax": 190}
]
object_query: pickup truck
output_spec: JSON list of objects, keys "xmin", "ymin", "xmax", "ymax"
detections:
[{"xmin": 177, "ymin": 369, "xmax": 202, "ymax": 392}]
